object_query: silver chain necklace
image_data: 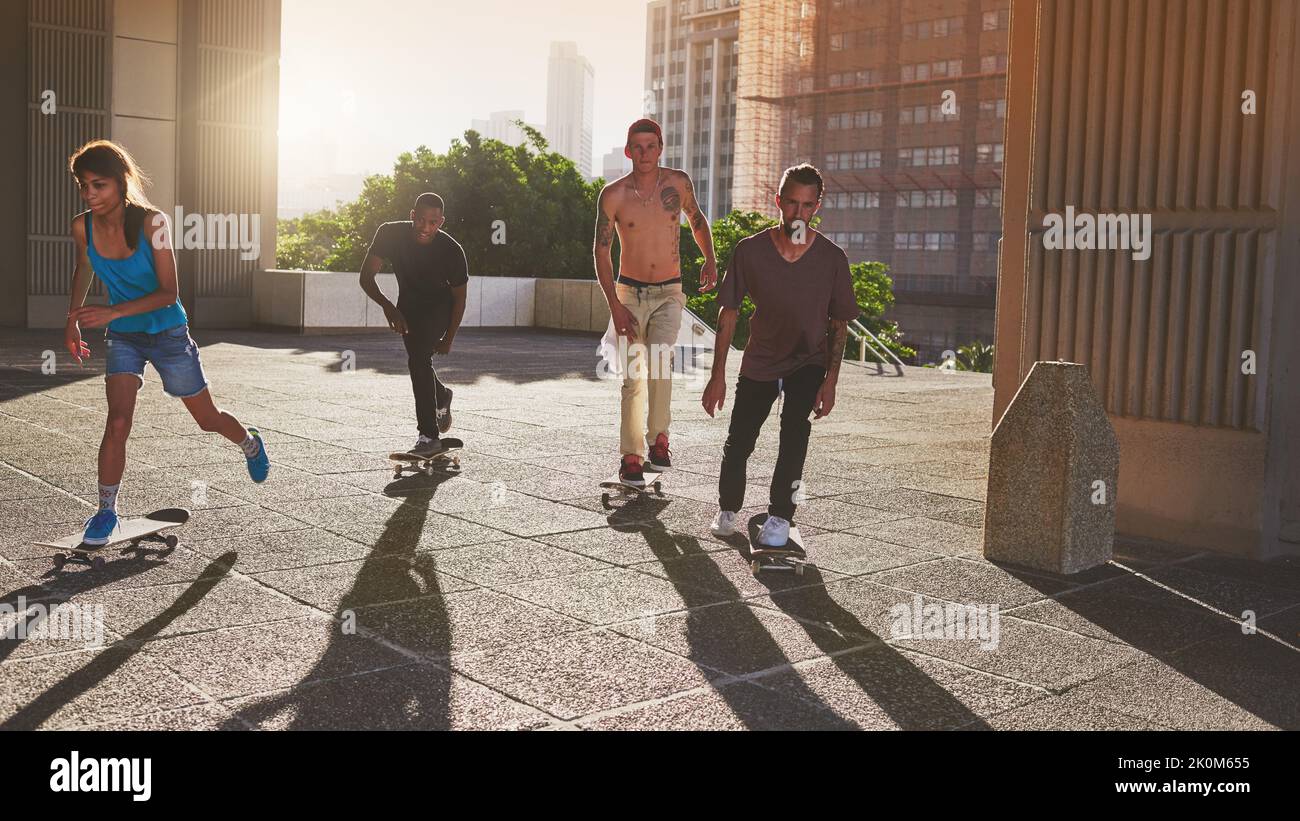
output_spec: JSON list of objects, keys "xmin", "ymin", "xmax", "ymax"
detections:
[{"xmin": 631, "ymin": 169, "xmax": 662, "ymax": 204}]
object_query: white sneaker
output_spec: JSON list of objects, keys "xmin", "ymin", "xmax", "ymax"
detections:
[
  {"xmin": 710, "ymin": 510, "xmax": 739, "ymax": 536},
  {"xmin": 757, "ymin": 515, "xmax": 791, "ymax": 547}
]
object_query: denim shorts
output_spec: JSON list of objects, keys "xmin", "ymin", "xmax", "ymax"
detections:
[{"xmin": 105, "ymin": 324, "xmax": 210, "ymax": 399}]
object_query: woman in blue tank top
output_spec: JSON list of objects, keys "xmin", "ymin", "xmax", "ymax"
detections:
[{"xmin": 64, "ymin": 140, "xmax": 271, "ymax": 547}]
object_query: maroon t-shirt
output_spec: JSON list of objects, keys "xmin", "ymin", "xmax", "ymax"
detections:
[{"xmin": 718, "ymin": 230, "xmax": 860, "ymax": 381}]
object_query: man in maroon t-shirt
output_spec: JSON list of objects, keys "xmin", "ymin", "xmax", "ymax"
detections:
[{"xmin": 702, "ymin": 164, "xmax": 860, "ymax": 549}]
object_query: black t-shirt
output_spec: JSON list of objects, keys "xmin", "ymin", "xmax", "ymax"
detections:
[{"xmin": 367, "ymin": 222, "xmax": 469, "ymax": 308}]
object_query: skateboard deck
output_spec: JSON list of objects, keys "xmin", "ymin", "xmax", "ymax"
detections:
[
  {"xmin": 599, "ymin": 468, "xmax": 665, "ymax": 508},
  {"xmin": 37, "ymin": 507, "xmax": 190, "ymax": 570},
  {"xmin": 749, "ymin": 526, "xmax": 809, "ymax": 576},
  {"xmin": 389, "ymin": 438, "xmax": 464, "ymax": 478}
]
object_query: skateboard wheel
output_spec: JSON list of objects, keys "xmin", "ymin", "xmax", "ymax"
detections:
[
  {"xmin": 600, "ymin": 493, "xmax": 611, "ymax": 509},
  {"xmin": 91, "ymin": 556, "xmax": 105, "ymax": 570},
  {"xmin": 53, "ymin": 554, "xmax": 66, "ymax": 569},
  {"xmin": 654, "ymin": 481, "xmax": 662, "ymax": 494},
  {"xmin": 750, "ymin": 560, "xmax": 761, "ymax": 576},
  {"xmin": 165, "ymin": 534, "xmax": 179, "ymax": 549},
  {"xmin": 393, "ymin": 469, "xmax": 402, "ymax": 479},
  {"xmin": 795, "ymin": 563, "xmax": 805, "ymax": 576}
]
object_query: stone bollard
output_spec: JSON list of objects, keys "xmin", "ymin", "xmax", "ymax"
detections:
[{"xmin": 983, "ymin": 361, "xmax": 1118, "ymax": 574}]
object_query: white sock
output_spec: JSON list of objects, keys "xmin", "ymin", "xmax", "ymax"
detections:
[
  {"xmin": 98, "ymin": 483, "xmax": 119, "ymax": 512},
  {"xmin": 239, "ymin": 431, "xmax": 261, "ymax": 458}
]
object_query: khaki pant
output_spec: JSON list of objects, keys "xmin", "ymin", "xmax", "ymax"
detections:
[{"xmin": 614, "ymin": 281, "xmax": 685, "ymax": 457}]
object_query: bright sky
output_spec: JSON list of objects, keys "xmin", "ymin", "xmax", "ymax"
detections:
[{"xmin": 278, "ymin": 0, "xmax": 649, "ymax": 176}]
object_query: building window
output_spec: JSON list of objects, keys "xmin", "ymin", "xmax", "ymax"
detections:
[
  {"xmin": 979, "ymin": 99, "xmax": 1007, "ymax": 119},
  {"xmin": 981, "ymin": 53, "xmax": 1008, "ymax": 73},
  {"xmin": 854, "ymin": 109, "xmax": 883, "ymax": 128},
  {"xmin": 983, "ymin": 9, "xmax": 1010, "ymax": 31},
  {"xmin": 976, "ymin": 143, "xmax": 1005, "ymax": 164},
  {"xmin": 904, "ymin": 14, "xmax": 963, "ymax": 40}
]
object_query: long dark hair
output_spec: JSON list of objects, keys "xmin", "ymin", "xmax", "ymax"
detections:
[{"xmin": 69, "ymin": 139, "xmax": 157, "ymax": 250}]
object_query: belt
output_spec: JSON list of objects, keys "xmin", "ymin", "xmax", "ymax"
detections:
[{"xmin": 616, "ymin": 275, "xmax": 682, "ymax": 288}]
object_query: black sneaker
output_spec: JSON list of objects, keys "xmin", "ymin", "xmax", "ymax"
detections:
[
  {"xmin": 619, "ymin": 456, "xmax": 645, "ymax": 487},
  {"xmin": 437, "ymin": 388, "xmax": 454, "ymax": 434},
  {"xmin": 410, "ymin": 436, "xmax": 444, "ymax": 459}
]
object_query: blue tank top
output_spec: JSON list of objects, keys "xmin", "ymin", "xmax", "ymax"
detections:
[{"xmin": 84, "ymin": 212, "xmax": 188, "ymax": 333}]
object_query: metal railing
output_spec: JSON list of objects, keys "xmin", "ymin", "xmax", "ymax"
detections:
[{"xmin": 846, "ymin": 318, "xmax": 906, "ymax": 375}]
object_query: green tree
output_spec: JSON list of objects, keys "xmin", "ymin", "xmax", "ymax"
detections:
[
  {"xmin": 956, "ymin": 341, "xmax": 994, "ymax": 372},
  {"xmin": 848, "ymin": 261, "xmax": 915, "ymax": 362},
  {"xmin": 275, "ymin": 208, "xmax": 348, "ymax": 271},
  {"xmin": 276, "ymin": 127, "xmax": 601, "ymax": 278}
]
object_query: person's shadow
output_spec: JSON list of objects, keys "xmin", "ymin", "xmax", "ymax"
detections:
[
  {"xmin": 581, "ymin": 492, "xmax": 848, "ymax": 728},
  {"xmin": 1, "ymin": 552, "xmax": 238, "ymax": 730},
  {"xmin": 0, "ymin": 553, "xmax": 174, "ymax": 664},
  {"xmin": 225, "ymin": 477, "xmax": 456, "ymax": 730},
  {"xmin": 741, "ymin": 513, "xmax": 993, "ymax": 730}
]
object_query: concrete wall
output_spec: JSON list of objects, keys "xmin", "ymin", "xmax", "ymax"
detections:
[
  {"xmin": 24, "ymin": 0, "xmax": 113, "ymax": 329},
  {"xmin": 112, "ymin": 0, "xmax": 179, "ymax": 234},
  {"xmin": 0, "ymin": 0, "xmax": 26, "ymax": 326},
  {"xmin": 534, "ymin": 278, "xmax": 610, "ymax": 333},
  {"xmin": 257, "ymin": 273, "xmax": 548, "ymax": 333},
  {"xmin": 18, "ymin": 0, "xmax": 279, "ymax": 330},
  {"xmin": 178, "ymin": 0, "xmax": 280, "ymax": 329},
  {"xmin": 997, "ymin": 0, "xmax": 1299, "ymax": 558},
  {"xmin": 24, "ymin": 0, "xmax": 180, "ymax": 330}
]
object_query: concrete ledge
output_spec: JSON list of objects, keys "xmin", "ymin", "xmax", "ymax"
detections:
[{"xmin": 259, "ymin": 270, "xmax": 554, "ymax": 332}]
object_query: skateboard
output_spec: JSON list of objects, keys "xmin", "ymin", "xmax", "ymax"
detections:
[
  {"xmin": 37, "ymin": 508, "xmax": 190, "ymax": 570},
  {"xmin": 749, "ymin": 526, "xmax": 810, "ymax": 576},
  {"xmin": 599, "ymin": 468, "xmax": 665, "ymax": 508},
  {"xmin": 389, "ymin": 438, "xmax": 464, "ymax": 478}
]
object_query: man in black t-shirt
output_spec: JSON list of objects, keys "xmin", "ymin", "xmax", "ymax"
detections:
[{"xmin": 360, "ymin": 192, "xmax": 469, "ymax": 457}]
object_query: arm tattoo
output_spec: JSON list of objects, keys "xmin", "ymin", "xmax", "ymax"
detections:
[
  {"xmin": 595, "ymin": 198, "xmax": 614, "ymax": 249},
  {"xmin": 681, "ymin": 176, "xmax": 708, "ymax": 231},
  {"xmin": 827, "ymin": 319, "xmax": 849, "ymax": 373}
]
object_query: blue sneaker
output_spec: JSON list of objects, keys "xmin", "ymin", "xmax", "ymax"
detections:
[
  {"xmin": 245, "ymin": 428, "xmax": 270, "ymax": 483},
  {"xmin": 83, "ymin": 508, "xmax": 119, "ymax": 546}
]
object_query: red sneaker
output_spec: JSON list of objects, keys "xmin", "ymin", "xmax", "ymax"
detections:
[
  {"xmin": 648, "ymin": 433, "xmax": 672, "ymax": 469},
  {"xmin": 619, "ymin": 454, "xmax": 646, "ymax": 487}
]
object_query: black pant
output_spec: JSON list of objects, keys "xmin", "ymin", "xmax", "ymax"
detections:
[
  {"xmin": 718, "ymin": 364, "xmax": 825, "ymax": 522},
  {"xmin": 401, "ymin": 304, "xmax": 452, "ymax": 440}
]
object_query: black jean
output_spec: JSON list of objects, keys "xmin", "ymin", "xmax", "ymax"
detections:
[
  {"xmin": 718, "ymin": 363, "xmax": 826, "ymax": 522},
  {"xmin": 401, "ymin": 303, "xmax": 452, "ymax": 440}
]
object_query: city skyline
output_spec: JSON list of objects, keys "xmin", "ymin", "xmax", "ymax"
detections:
[{"xmin": 278, "ymin": 0, "xmax": 652, "ymax": 177}]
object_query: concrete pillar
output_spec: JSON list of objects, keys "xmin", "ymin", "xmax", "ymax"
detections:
[{"xmin": 984, "ymin": 361, "xmax": 1119, "ymax": 574}]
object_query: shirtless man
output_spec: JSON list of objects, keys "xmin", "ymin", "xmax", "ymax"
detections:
[{"xmin": 594, "ymin": 118, "xmax": 717, "ymax": 486}]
